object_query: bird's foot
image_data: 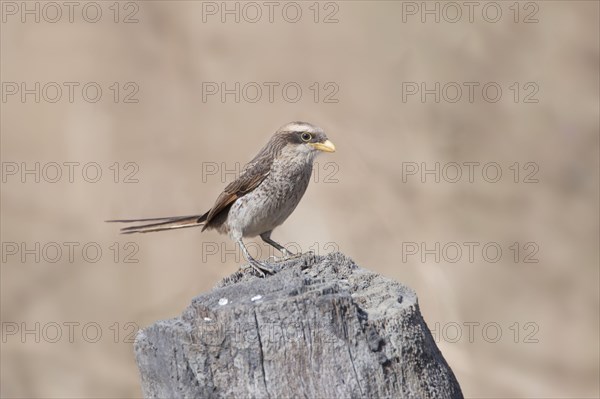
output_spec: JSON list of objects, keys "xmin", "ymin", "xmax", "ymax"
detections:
[
  {"xmin": 266, "ymin": 250, "xmax": 302, "ymax": 263},
  {"xmin": 241, "ymin": 259, "xmax": 276, "ymax": 278},
  {"xmin": 282, "ymin": 251, "xmax": 303, "ymax": 261}
]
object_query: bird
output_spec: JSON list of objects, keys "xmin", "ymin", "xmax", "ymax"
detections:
[{"xmin": 106, "ymin": 121, "xmax": 335, "ymax": 276}]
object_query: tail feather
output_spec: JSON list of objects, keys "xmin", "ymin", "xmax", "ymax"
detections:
[
  {"xmin": 106, "ymin": 213, "xmax": 208, "ymax": 234},
  {"xmin": 106, "ymin": 215, "xmax": 202, "ymax": 223}
]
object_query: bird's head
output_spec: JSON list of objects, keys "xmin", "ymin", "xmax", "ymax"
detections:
[{"xmin": 275, "ymin": 121, "xmax": 336, "ymax": 154}]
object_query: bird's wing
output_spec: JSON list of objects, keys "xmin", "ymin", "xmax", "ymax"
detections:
[{"xmin": 203, "ymin": 159, "xmax": 271, "ymax": 228}]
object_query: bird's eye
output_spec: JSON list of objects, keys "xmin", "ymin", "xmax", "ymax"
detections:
[{"xmin": 301, "ymin": 132, "xmax": 312, "ymax": 142}]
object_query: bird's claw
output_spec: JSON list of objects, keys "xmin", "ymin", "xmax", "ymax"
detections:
[
  {"xmin": 242, "ymin": 259, "xmax": 276, "ymax": 277},
  {"xmin": 266, "ymin": 250, "xmax": 302, "ymax": 263},
  {"xmin": 240, "ymin": 250, "xmax": 306, "ymax": 277},
  {"xmin": 282, "ymin": 251, "xmax": 303, "ymax": 261}
]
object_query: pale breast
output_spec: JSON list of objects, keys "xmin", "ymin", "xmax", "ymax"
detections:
[{"xmin": 226, "ymin": 150, "xmax": 314, "ymax": 238}]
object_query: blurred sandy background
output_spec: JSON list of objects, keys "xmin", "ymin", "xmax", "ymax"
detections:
[{"xmin": 1, "ymin": 1, "xmax": 598, "ymax": 397}]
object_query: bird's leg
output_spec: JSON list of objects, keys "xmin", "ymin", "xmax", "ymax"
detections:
[
  {"xmin": 235, "ymin": 237, "xmax": 275, "ymax": 277},
  {"xmin": 260, "ymin": 231, "xmax": 301, "ymax": 260}
]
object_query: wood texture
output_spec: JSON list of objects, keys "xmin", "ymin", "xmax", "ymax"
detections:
[{"xmin": 134, "ymin": 252, "xmax": 463, "ymax": 398}]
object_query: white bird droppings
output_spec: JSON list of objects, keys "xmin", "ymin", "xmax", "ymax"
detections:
[
  {"xmin": 251, "ymin": 295, "xmax": 262, "ymax": 302},
  {"xmin": 218, "ymin": 298, "xmax": 228, "ymax": 306},
  {"xmin": 203, "ymin": 317, "xmax": 212, "ymax": 322}
]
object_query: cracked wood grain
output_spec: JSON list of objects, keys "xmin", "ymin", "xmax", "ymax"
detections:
[{"xmin": 134, "ymin": 252, "xmax": 463, "ymax": 399}]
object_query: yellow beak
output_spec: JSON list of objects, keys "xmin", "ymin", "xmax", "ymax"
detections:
[{"xmin": 310, "ymin": 139, "xmax": 336, "ymax": 153}]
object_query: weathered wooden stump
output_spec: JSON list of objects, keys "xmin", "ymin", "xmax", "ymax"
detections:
[{"xmin": 134, "ymin": 252, "xmax": 463, "ymax": 398}]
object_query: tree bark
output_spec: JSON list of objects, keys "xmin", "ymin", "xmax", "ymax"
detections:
[{"xmin": 134, "ymin": 252, "xmax": 463, "ymax": 398}]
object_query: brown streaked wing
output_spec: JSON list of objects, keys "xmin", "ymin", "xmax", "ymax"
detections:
[{"xmin": 202, "ymin": 161, "xmax": 271, "ymax": 229}]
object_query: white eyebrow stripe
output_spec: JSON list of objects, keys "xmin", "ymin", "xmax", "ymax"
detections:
[
  {"xmin": 288, "ymin": 123, "xmax": 321, "ymax": 134},
  {"xmin": 288, "ymin": 123, "xmax": 311, "ymax": 131}
]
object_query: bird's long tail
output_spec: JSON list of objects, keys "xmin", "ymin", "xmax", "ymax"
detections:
[{"xmin": 106, "ymin": 213, "xmax": 208, "ymax": 234}]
